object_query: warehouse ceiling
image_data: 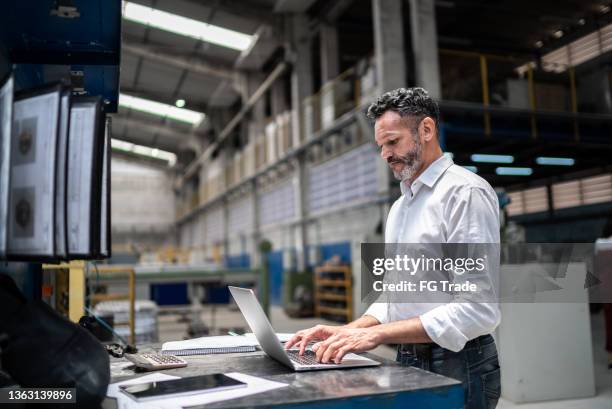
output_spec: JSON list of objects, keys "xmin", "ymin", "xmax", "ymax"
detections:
[
  {"xmin": 114, "ymin": 0, "xmax": 279, "ymax": 155},
  {"xmin": 436, "ymin": 0, "xmax": 612, "ymax": 55},
  {"xmin": 113, "ymin": 0, "xmax": 612, "ymax": 189}
]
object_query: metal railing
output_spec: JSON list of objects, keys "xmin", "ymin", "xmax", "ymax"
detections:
[{"xmin": 439, "ymin": 49, "xmax": 581, "ymax": 141}]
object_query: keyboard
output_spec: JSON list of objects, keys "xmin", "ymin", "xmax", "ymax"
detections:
[{"xmin": 287, "ymin": 350, "xmax": 334, "ymax": 365}]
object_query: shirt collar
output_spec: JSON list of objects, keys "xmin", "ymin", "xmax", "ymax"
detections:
[{"xmin": 401, "ymin": 154, "xmax": 454, "ymax": 196}]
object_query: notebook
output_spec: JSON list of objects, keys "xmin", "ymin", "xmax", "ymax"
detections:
[{"xmin": 161, "ymin": 336, "xmax": 260, "ymax": 356}]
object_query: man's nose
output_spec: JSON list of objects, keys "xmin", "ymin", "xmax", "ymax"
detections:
[{"xmin": 380, "ymin": 147, "xmax": 391, "ymax": 161}]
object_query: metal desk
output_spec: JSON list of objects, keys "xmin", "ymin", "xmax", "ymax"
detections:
[{"xmin": 106, "ymin": 347, "xmax": 463, "ymax": 409}]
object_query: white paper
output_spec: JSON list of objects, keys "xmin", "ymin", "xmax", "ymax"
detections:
[
  {"xmin": 67, "ymin": 100, "xmax": 98, "ymax": 256},
  {"xmin": 0, "ymin": 75, "xmax": 13, "ymax": 256},
  {"xmin": 162, "ymin": 336, "xmax": 259, "ymax": 352},
  {"xmin": 8, "ymin": 88, "xmax": 60, "ymax": 256},
  {"xmin": 99, "ymin": 117, "xmax": 110, "ymax": 257},
  {"xmin": 54, "ymin": 91, "xmax": 70, "ymax": 258},
  {"xmin": 107, "ymin": 372, "xmax": 288, "ymax": 409}
]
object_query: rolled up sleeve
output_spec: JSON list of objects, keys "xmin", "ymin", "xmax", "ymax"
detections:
[
  {"xmin": 364, "ymin": 300, "xmax": 388, "ymax": 324},
  {"xmin": 420, "ymin": 302, "xmax": 501, "ymax": 352}
]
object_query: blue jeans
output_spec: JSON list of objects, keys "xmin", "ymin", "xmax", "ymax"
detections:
[{"xmin": 397, "ymin": 334, "xmax": 501, "ymax": 409}]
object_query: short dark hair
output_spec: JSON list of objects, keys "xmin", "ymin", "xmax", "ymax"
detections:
[{"xmin": 366, "ymin": 87, "xmax": 440, "ymax": 131}]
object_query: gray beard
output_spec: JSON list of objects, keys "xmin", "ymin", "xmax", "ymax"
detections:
[{"xmin": 392, "ymin": 144, "xmax": 423, "ymax": 182}]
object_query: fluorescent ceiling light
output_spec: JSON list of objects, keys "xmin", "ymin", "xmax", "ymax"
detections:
[
  {"xmin": 463, "ymin": 166, "xmax": 478, "ymax": 173},
  {"xmin": 123, "ymin": 1, "xmax": 253, "ymax": 51},
  {"xmin": 471, "ymin": 154, "xmax": 514, "ymax": 164},
  {"xmin": 119, "ymin": 94, "xmax": 205, "ymax": 126},
  {"xmin": 175, "ymin": 99, "xmax": 186, "ymax": 108},
  {"xmin": 535, "ymin": 157, "xmax": 575, "ymax": 166},
  {"xmin": 111, "ymin": 138, "xmax": 177, "ymax": 166},
  {"xmin": 496, "ymin": 167, "xmax": 533, "ymax": 176}
]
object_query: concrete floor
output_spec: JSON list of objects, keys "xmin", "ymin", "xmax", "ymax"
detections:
[{"xmin": 157, "ymin": 305, "xmax": 611, "ymax": 408}]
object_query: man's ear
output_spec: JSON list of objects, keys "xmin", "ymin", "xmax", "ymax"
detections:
[{"xmin": 420, "ymin": 117, "xmax": 436, "ymax": 142}]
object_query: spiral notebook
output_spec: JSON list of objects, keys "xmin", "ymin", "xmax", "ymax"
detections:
[{"xmin": 161, "ymin": 336, "xmax": 259, "ymax": 356}]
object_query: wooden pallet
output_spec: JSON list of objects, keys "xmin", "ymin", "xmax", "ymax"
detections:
[{"xmin": 314, "ymin": 265, "xmax": 352, "ymax": 323}]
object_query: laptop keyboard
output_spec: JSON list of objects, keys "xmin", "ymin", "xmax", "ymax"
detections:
[{"xmin": 287, "ymin": 350, "xmax": 334, "ymax": 365}]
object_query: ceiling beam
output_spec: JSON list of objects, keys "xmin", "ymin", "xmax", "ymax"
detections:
[
  {"xmin": 320, "ymin": 0, "xmax": 354, "ymax": 22},
  {"xmin": 274, "ymin": 0, "xmax": 318, "ymax": 13},
  {"xmin": 122, "ymin": 41, "xmax": 237, "ymax": 80},
  {"xmin": 187, "ymin": 0, "xmax": 275, "ymax": 25},
  {"xmin": 112, "ymin": 116, "xmax": 204, "ymax": 155}
]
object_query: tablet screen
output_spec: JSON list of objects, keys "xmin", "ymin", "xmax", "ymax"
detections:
[{"xmin": 120, "ymin": 374, "xmax": 246, "ymax": 401}]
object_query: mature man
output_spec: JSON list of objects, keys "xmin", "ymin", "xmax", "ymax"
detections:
[{"xmin": 285, "ymin": 87, "xmax": 501, "ymax": 409}]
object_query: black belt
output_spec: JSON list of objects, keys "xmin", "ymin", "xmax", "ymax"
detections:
[{"xmin": 400, "ymin": 334, "xmax": 493, "ymax": 360}]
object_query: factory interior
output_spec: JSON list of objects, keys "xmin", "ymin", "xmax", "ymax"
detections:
[{"xmin": 1, "ymin": 0, "xmax": 612, "ymax": 408}]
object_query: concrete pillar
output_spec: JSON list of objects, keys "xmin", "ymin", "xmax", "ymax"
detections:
[
  {"xmin": 251, "ymin": 180, "xmax": 262, "ymax": 268},
  {"xmin": 222, "ymin": 197, "xmax": 230, "ymax": 261},
  {"xmin": 271, "ymin": 80, "xmax": 287, "ymax": 117},
  {"xmin": 372, "ymin": 0, "xmax": 407, "ymax": 92},
  {"xmin": 320, "ymin": 23, "xmax": 340, "ymax": 83},
  {"xmin": 292, "ymin": 155, "xmax": 308, "ymax": 271},
  {"xmin": 409, "ymin": 0, "xmax": 441, "ymax": 99},
  {"xmin": 247, "ymin": 73, "xmax": 267, "ymax": 122},
  {"xmin": 289, "ymin": 14, "xmax": 313, "ymax": 147}
]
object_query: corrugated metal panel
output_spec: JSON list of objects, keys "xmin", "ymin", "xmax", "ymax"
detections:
[
  {"xmin": 541, "ymin": 23, "xmax": 612, "ymax": 71},
  {"xmin": 307, "ymin": 144, "xmax": 378, "ymax": 212},
  {"xmin": 228, "ymin": 195, "xmax": 254, "ymax": 235},
  {"xmin": 552, "ymin": 180, "xmax": 581, "ymax": 210},
  {"xmin": 506, "ymin": 191, "xmax": 524, "ymax": 216},
  {"xmin": 582, "ymin": 174, "xmax": 612, "ymax": 205},
  {"xmin": 523, "ymin": 187, "xmax": 548, "ymax": 213},
  {"xmin": 569, "ymin": 32, "xmax": 600, "ymax": 66},
  {"xmin": 205, "ymin": 206, "xmax": 224, "ymax": 243},
  {"xmin": 258, "ymin": 179, "xmax": 296, "ymax": 227}
]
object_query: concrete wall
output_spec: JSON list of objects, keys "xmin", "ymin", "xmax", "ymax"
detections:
[{"xmin": 111, "ymin": 157, "xmax": 176, "ymax": 249}]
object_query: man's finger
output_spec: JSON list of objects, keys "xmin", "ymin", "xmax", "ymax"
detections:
[
  {"xmin": 333, "ymin": 346, "xmax": 351, "ymax": 364},
  {"xmin": 299, "ymin": 333, "xmax": 316, "ymax": 355},
  {"xmin": 311, "ymin": 341, "xmax": 322, "ymax": 352},
  {"xmin": 322, "ymin": 340, "xmax": 344, "ymax": 363},
  {"xmin": 284, "ymin": 333, "xmax": 302, "ymax": 350},
  {"xmin": 315, "ymin": 336, "xmax": 336, "ymax": 362}
]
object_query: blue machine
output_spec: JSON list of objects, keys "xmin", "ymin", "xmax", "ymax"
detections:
[
  {"xmin": 0, "ymin": 0, "xmax": 121, "ymax": 296},
  {"xmin": 0, "ymin": 0, "xmax": 121, "ymax": 112}
]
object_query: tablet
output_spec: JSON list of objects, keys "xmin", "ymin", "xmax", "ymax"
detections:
[{"xmin": 119, "ymin": 374, "xmax": 247, "ymax": 402}]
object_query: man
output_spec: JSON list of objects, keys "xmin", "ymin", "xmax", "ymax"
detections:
[{"xmin": 285, "ymin": 87, "xmax": 501, "ymax": 409}]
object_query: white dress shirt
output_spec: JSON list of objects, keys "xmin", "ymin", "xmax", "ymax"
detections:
[{"xmin": 364, "ymin": 154, "xmax": 501, "ymax": 352}]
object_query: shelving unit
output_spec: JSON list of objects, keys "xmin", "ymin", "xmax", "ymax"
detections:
[{"xmin": 314, "ymin": 265, "xmax": 352, "ymax": 323}]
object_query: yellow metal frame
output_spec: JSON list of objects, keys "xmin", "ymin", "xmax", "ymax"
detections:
[
  {"xmin": 479, "ymin": 55, "xmax": 491, "ymax": 137},
  {"xmin": 42, "ymin": 262, "xmax": 136, "ymax": 345},
  {"xmin": 43, "ymin": 261, "xmax": 86, "ymax": 323},
  {"xmin": 92, "ymin": 265, "xmax": 136, "ymax": 345}
]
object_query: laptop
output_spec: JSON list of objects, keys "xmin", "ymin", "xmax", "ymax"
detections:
[{"xmin": 228, "ymin": 286, "xmax": 380, "ymax": 371}]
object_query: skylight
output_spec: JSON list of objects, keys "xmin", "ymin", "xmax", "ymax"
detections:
[
  {"xmin": 123, "ymin": 1, "xmax": 253, "ymax": 51},
  {"xmin": 111, "ymin": 138, "xmax": 177, "ymax": 166},
  {"xmin": 119, "ymin": 94, "xmax": 205, "ymax": 126}
]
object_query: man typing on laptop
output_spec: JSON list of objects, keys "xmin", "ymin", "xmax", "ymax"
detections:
[{"xmin": 285, "ymin": 88, "xmax": 501, "ymax": 409}]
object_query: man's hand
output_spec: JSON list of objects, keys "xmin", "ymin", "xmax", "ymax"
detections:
[
  {"xmin": 284, "ymin": 324, "xmax": 341, "ymax": 356},
  {"xmin": 312, "ymin": 328, "xmax": 382, "ymax": 364}
]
